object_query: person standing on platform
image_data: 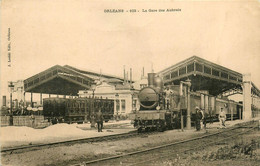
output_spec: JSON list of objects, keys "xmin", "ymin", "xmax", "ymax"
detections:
[
  {"xmin": 200, "ymin": 109, "xmax": 205, "ymax": 129},
  {"xmin": 218, "ymin": 107, "xmax": 226, "ymax": 128},
  {"xmin": 195, "ymin": 106, "xmax": 203, "ymax": 131},
  {"xmin": 30, "ymin": 113, "xmax": 35, "ymax": 128},
  {"xmin": 164, "ymin": 86, "xmax": 173, "ymax": 109},
  {"xmin": 96, "ymin": 109, "xmax": 104, "ymax": 132}
]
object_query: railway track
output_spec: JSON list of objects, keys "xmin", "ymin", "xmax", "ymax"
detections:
[
  {"xmin": 1, "ymin": 130, "xmax": 157, "ymax": 154},
  {"xmin": 72, "ymin": 120, "xmax": 258, "ymax": 166}
]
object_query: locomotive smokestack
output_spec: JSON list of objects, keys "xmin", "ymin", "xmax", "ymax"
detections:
[
  {"xmin": 127, "ymin": 71, "xmax": 129, "ymax": 83},
  {"xmin": 2, "ymin": 96, "xmax": 6, "ymax": 106},
  {"xmin": 148, "ymin": 73, "xmax": 156, "ymax": 87}
]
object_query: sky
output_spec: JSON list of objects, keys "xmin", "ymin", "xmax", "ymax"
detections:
[{"xmin": 1, "ymin": 0, "xmax": 260, "ymax": 100}]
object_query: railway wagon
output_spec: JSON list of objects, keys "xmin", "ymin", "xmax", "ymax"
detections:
[
  {"xmin": 43, "ymin": 97, "xmax": 114, "ymax": 124},
  {"xmin": 189, "ymin": 93, "xmax": 242, "ymax": 123},
  {"xmin": 129, "ymin": 73, "xmax": 243, "ymax": 132}
]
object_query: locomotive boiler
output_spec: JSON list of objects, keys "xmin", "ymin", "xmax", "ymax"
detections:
[{"xmin": 138, "ymin": 73, "xmax": 164, "ymax": 110}]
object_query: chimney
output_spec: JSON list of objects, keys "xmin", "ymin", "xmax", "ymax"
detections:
[
  {"xmin": 124, "ymin": 65, "xmax": 126, "ymax": 84},
  {"xmin": 141, "ymin": 67, "xmax": 145, "ymax": 79},
  {"xmin": 130, "ymin": 68, "xmax": 132, "ymax": 85}
]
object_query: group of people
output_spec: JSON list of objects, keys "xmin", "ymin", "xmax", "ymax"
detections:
[{"xmin": 195, "ymin": 106, "xmax": 226, "ymax": 131}]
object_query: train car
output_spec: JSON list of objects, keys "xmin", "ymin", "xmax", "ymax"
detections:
[
  {"xmin": 43, "ymin": 97, "xmax": 114, "ymax": 124},
  {"xmin": 129, "ymin": 73, "xmax": 243, "ymax": 132}
]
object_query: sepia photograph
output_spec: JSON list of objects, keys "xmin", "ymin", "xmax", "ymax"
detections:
[{"xmin": 0, "ymin": 0, "xmax": 260, "ymax": 165}]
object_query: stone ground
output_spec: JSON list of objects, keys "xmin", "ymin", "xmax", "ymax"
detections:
[{"xmin": 158, "ymin": 131, "xmax": 260, "ymax": 166}]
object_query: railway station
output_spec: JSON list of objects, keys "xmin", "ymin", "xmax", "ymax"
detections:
[
  {"xmin": 1, "ymin": 56, "xmax": 260, "ymax": 126},
  {"xmin": 1, "ymin": 1, "xmax": 260, "ymax": 165},
  {"xmin": 1, "ymin": 56, "xmax": 260, "ymax": 166}
]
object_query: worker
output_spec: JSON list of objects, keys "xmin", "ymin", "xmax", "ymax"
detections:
[
  {"xmin": 164, "ymin": 86, "xmax": 173, "ymax": 109},
  {"xmin": 96, "ymin": 109, "xmax": 104, "ymax": 132},
  {"xmin": 218, "ymin": 107, "xmax": 226, "ymax": 128},
  {"xmin": 195, "ymin": 106, "xmax": 203, "ymax": 131},
  {"xmin": 200, "ymin": 109, "xmax": 205, "ymax": 129},
  {"xmin": 30, "ymin": 113, "xmax": 35, "ymax": 128}
]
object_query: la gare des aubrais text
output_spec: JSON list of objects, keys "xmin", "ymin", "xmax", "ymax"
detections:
[{"xmin": 104, "ymin": 8, "xmax": 181, "ymax": 13}]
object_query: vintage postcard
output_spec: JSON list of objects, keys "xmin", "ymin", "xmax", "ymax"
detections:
[{"xmin": 1, "ymin": 0, "xmax": 260, "ymax": 165}]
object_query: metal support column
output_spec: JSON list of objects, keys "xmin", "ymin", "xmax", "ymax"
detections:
[
  {"xmin": 186, "ymin": 80, "xmax": 192, "ymax": 130},
  {"xmin": 40, "ymin": 93, "xmax": 42, "ymax": 105},
  {"xmin": 181, "ymin": 110, "xmax": 184, "ymax": 132},
  {"xmin": 243, "ymin": 74, "xmax": 252, "ymax": 120},
  {"xmin": 31, "ymin": 92, "xmax": 33, "ymax": 107},
  {"xmin": 23, "ymin": 92, "xmax": 26, "ymax": 107}
]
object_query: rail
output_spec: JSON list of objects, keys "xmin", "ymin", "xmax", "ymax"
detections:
[{"xmin": 73, "ymin": 120, "xmax": 258, "ymax": 166}]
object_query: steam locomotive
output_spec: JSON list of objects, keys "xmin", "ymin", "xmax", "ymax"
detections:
[
  {"xmin": 129, "ymin": 73, "xmax": 243, "ymax": 132},
  {"xmin": 43, "ymin": 97, "xmax": 114, "ymax": 124}
]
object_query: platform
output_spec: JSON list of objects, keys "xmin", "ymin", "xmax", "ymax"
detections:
[{"xmin": 1, "ymin": 118, "xmax": 259, "ymax": 149}]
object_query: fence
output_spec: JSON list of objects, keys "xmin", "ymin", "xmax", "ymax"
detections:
[{"xmin": 1, "ymin": 116, "xmax": 51, "ymax": 128}]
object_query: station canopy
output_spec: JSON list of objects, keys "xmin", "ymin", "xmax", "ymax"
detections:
[
  {"xmin": 158, "ymin": 56, "xmax": 246, "ymax": 96},
  {"xmin": 24, "ymin": 65, "xmax": 124, "ymax": 95}
]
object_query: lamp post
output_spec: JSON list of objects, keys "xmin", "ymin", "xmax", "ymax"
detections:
[
  {"xmin": 83, "ymin": 90, "xmax": 88, "ymax": 98},
  {"xmin": 92, "ymin": 86, "xmax": 95, "ymax": 98},
  {"xmin": 130, "ymin": 87, "xmax": 135, "ymax": 112},
  {"xmin": 115, "ymin": 93, "xmax": 119, "ymax": 121},
  {"xmin": 8, "ymin": 82, "xmax": 15, "ymax": 115},
  {"xmin": 8, "ymin": 82, "xmax": 15, "ymax": 126},
  {"xmin": 90, "ymin": 86, "xmax": 96, "ymax": 128}
]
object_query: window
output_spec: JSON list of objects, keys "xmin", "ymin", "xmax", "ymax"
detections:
[
  {"xmin": 83, "ymin": 79, "xmax": 89, "ymax": 85},
  {"xmin": 187, "ymin": 63, "xmax": 194, "ymax": 73},
  {"xmin": 179, "ymin": 67, "xmax": 186, "ymax": 75},
  {"xmin": 212, "ymin": 69, "xmax": 220, "ymax": 77},
  {"xmin": 165, "ymin": 74, "xmax": 170, "ymax": 80},
  {"xmin": 204, "ymin": 66, "xmax": 211, "ymax": 74},
  {"xmin": 40, "ymin": 75, "xmax": 46, "ymax": 81},
  {"xmin": 171, "ymin": 71, "xmax": 178, "ymax": 78},
  {"xmin": 121, "ymin": 100, "xmax": 125, "ymax": 112},
  {"xmin": 195, "ymin": 63, "xmax": 203, "ymax": 72},
  {"xmin": 229, "ymin": 75, "xmax": 237, "ymax": 81},
  {"xmin": 34, "ymin": 78, "xmax": 39, "ymax": 84},
  {"xmin": 116, "ymin": 100, "xmax": 120, "ymax": 112},
  {"xmin": 221, "ymin": 72, "xmax": 228, "ymax": 79},
  {"xmin": 77, "ymin": 77, "xmax": 82, "ymax": 82}
]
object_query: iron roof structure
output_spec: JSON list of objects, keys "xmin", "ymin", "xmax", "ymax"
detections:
[
  {"xmin": 24, "ymin": 65, "xmax": 125, "ymax": 95},
  {"xmin": 158, "ymin": 56, "xmax": 260, "ymax": 97}
]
